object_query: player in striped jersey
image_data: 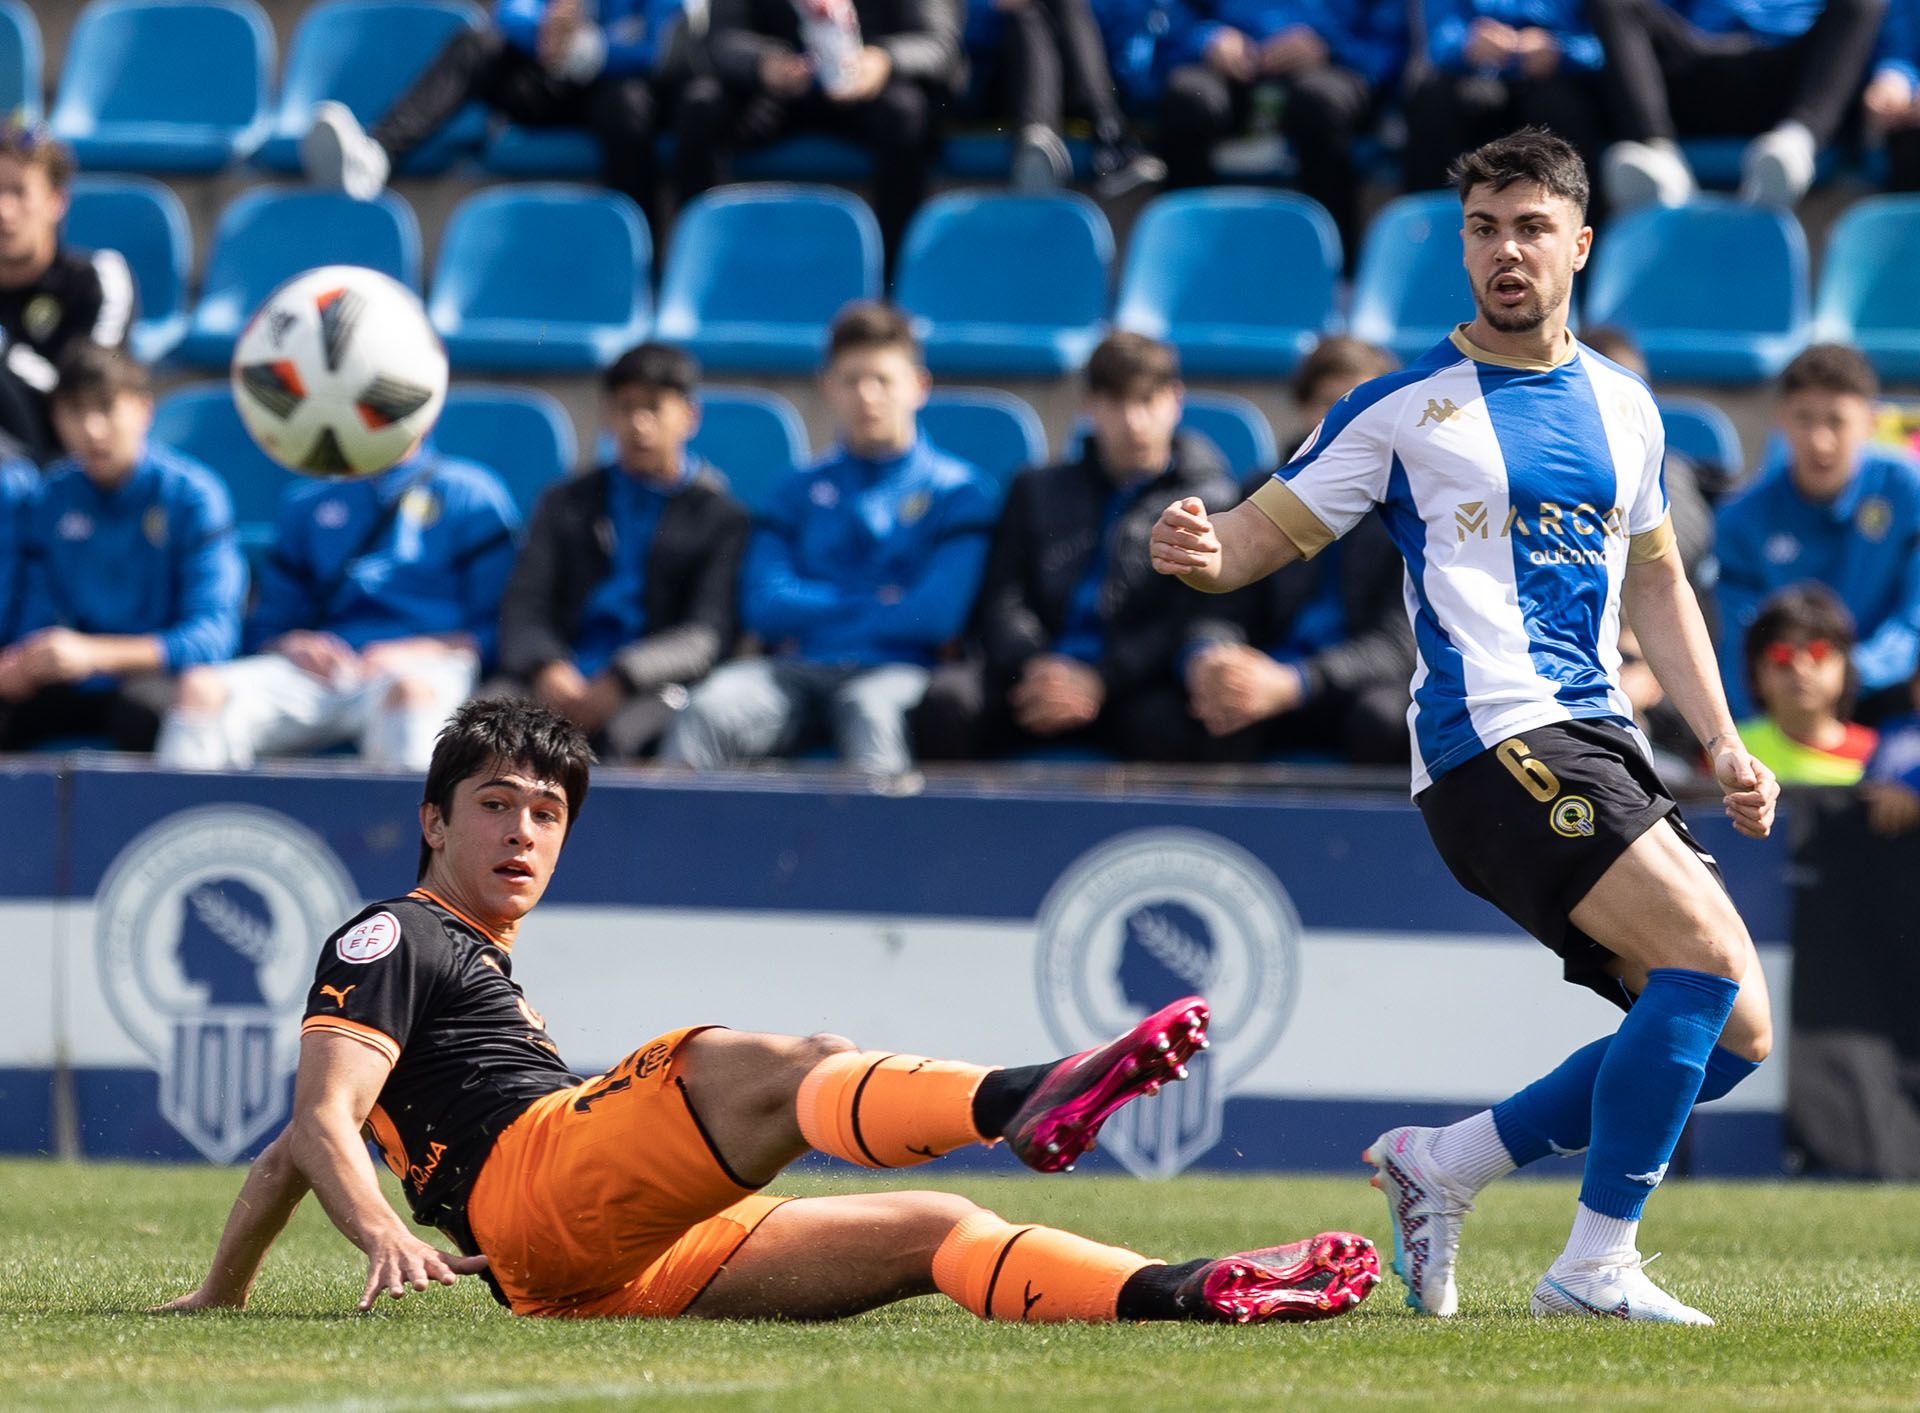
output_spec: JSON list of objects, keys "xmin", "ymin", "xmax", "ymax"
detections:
[{"xmin": 1151, "ymin": 128, "xmax": 1779, "ymax": 1325}]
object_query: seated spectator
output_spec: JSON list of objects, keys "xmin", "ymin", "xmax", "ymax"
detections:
[
  {"xmin": 154, "ymin": 442, "xmax": 521, "ymax": 772},
  {"xmin": 1863, "ymin": 0, "xmax": 1920, "ymax": 191},
  {"xmin": 1589, "ymin": 0, "xmax": 1885, "ymax": 210},
  {"xmin": 1401, "ymin": 0, "xmax": 1610, "ymax": 206},
  {"xmin": 1861, "ymin": 662, "xmax": 1920, "ymax": 832},
  {"xmin": 1158, "ymin": 0, "xmax": 1406, "ymax": 265},
  {"xmin": 675, "ymin": 0, "xmax": 963, "ymax": 270},
  {"xmin": 303, "ymin": 1, "xmax": 682, "ymax": 219},
  {"xmin": 962, "ymin": 0, "xmax": 1164, "ymax": 195},
  {"xmin": 0, "ymin": 345, "xmax": 243, "ymax": 753},
  {"xmin": 490, "ymin": 343, "xmax": 750, "ymax": 760},
  {"xmin": 1618, "ymin": 619, "xmax": 1705, "ymax": 783},
  {"xmin": 1716, "ymin": 344, "xmax": 1920, "ymax": 723},
  {"xmin": 1737, "ymin": 583, "xmax": 1877, "ymax": 784},
  {"xmin": 0, "ymin": 451, "xmax": 28, "ymax": 644},
  {"xmin": 0, "ymin": 120, "xmax": 135, "ymax": 464},
  {"xmin": 1094, "ymin": 0, "xmax": 1197, "ymax": 123},
  {"xmin": 1188, "ymin": 334, "xmax": 1412, "ymax": 765},
  {"xmin": 910, "ymin": 332, "xmax": 1238, "ymax": 763},
  {"xmin": 660, "ymin": 301, "xmax": 997, "ymax": 776}
]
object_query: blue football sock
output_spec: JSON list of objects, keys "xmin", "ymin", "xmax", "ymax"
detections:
[{"xmin": 1580, "ymin": 967, "xmax": 1739, "ymax": 1221}]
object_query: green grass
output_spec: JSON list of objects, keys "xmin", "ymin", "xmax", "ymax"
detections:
[{"xmin": 4, "ymin": 1159, "xmax": 1918, "ymax": 1411}]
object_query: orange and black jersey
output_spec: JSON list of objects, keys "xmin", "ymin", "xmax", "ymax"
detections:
[{"xmin": 300, "ymin": 890, "xmax": 580, "ymax": 1231}]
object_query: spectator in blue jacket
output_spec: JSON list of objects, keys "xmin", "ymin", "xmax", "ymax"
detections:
[
  {"xmin": 1589, "ymin": 0, "xmax": 1886, "ymax": 211},
  {"xmin": 1715, "ymin": 343, "xmax": 1920, "ymax": 722},
  {"xmin": 1864, "ymin": 0, "xmax": 1920, "ymax": 189},
  {"xmin": 1094, "ymin": 0, "xmax": 1201, "ymax": 114},
  {"xmin": 154, "ymin": 444, "xmax": 521, "ymax": 771},
  {"xmin": 1402, "ymin": 1, "xmax": 1610, "ymax": 200},
  {"xmin": 1158, "ymin": 0, "xmax": 1406, "ymax": 265},
  {"xmin": 303, "ymin": 0, "xmax": 684, "ymax": 220},
  {"xmin": 0, "ymin": 345, "xmax": 244, "ymax": 752},
  {"xmin": 0, "ymin": 451, "xmax": 29, "ymax": 646},
  {"xmin": 661, "ymin": 302, "xmax": 999, "ymax": 776}
]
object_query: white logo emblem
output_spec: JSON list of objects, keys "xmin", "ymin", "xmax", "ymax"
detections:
[
  {"xmin": 808, "ymin": 479, "xmax": 839, "ymax": 508},
  {"xmin": 337, "ymin": 911, "xmax": 400, "ymax": 963},
  {"xmin": 1034, "ymin": 828, "xmax": 1301, "ymax": 1178},
  {"xmin": 1626, "ymin": 1162, "xmax": 1669, "ymax": 1187},
  {"xmin": 1763, "ymin": 532, "xmax": 1800, "ymax": 566},
  {"xmin": 95, "ymin": 806, "xmax": 358, "ymax": 1162},
  {"xmin": 56, "ymin": 510, "xmax": 92, "ymax": 541},
  {"xmin": 315, "ymin": 498, "xmax": 350, "ymax": 529}
]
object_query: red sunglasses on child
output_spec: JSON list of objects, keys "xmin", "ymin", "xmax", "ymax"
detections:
[{"xmin": 1762, "ymin": 638, "xmax": 1835, "ymax": 667}]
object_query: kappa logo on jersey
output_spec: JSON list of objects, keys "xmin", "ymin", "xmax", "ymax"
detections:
[
  {"xmin": 337, "ymin": 911, "xmax": 401, "ymax": 964},
  {"xmin": 1416, "ymin": 398, "xmax": 1478, "ymax": 427},
  {"xmin": 1551, "ymin": 796, "xmax": 1597, "ymax": 839},
  {"xmin": 319, "ymin": 983, "xmax": 356, "ymax": 1009}
]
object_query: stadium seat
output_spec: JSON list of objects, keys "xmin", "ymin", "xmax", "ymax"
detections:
[
  {"xmin": 428, "ymin": 185, "xmax": 651, "ymax": 371},
  {"xmin": 656, "ymin": 184, "xmax": 881, "ymax": 373},
  {"xmin": 434, "ymin": 385, "xmax": 577, "ymax": 518},
  {"xmin": 920, "ymin": 388, "xmax": 1046, "ymax": 490},
  {"xmin": 0, "ymin": 1, "xmax": 42, "ymax": 123},
  {"xmin": 1350, "ymin": 191, "xmax": 1476, "ymax": 365},
  {"xmin": 149, "ymin": 383, "xmax": 299, "ymax": 563},
  {"xmin": 895, "ymin": 192, "xmax": 1112, "ymax": 375},
  {"xmin": 1181, "ymin": 392, "xmax": 1280, "ymax": 478},
  {"xmin": 1813, "ymin": 194, "xmax": 1920, "ymax": 382},
  {"xmin": 179, "ymin": 188, "xmax": 423, "ymax": 367},
  {"xmin": 63, "ymin": 175, "xmax": 191, "ymax": 363},
  {"xmin": 687, "ymin": 385, "xmax": 812, "ymax": 513},
  {"xmin": 256, "ymin": 0, "xmax": 487, "ymax": 174},
  {"xmin": 50, "ymin": 0, "xmax": 272, "ymax": 171},
  {"xmin": 1659, "ymin": 396, "xmax": 1744, "ymax": 474},
  {"xmin": 1114, "ymin": 190, "xmax": 1342, "ymax": 376},
  {"xmin": 482, "ymin": 124, "xmax": 600, "ymax": 176},
  {"xmin": 1583, "ymin": 200, "xmax": 1809, "ymax": 384}
]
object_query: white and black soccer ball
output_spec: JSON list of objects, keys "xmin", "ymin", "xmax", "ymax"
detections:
[{"xmin": 230, "ymin": 264, "xmax": 448, "ymax": 478}]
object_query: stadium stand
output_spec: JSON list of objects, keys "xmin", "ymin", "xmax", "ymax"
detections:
[
  {"xmin": 1814, "ymin": 194, "xmax": 1920, "ymax": 382},
  {"xmin": 1180, "ymin": 392, "xmax": 1280, "ymax": 479},
  {"xmin": 1112, "ymin": 189, "xmax": 1342, "ymax": 377},
  {"xmin": 894, "ymin": 191, "xmax": 1112, "ymax": 376},
  {"xmin": 1659, "ymin": 396, "xmax": 1745, "ymax": 475},
  {"xmin": 683, "ymin": 384, "xmax": 812, "ymax": 513},
  {"xmin": 149, "ymin": 382, "xmax": 300, "ymax": 565},
  {"xmin": 427, "ymin": 184, "xmax": 651, "ymax": 370},
  {"xmin": 50, "ymin": 0, "xmax": 273, "ymax": 171},
  {"xmin": 919, "ymin": 387, "xmax": 1048, "ymax": 490},
  {"xmin": 1349, "ymin": 190, "xmax": 1478, "ymax": 365},
  {"xmin": 654, "ymin": 184, "xmax": 883, "ymax": 374},
  {"xmin": 256, "ymin": 0, "xmax": 487, "ymax": 174},
  {"xmin": 0, "ymin": 0, "xmax": 41, "ymax": 123},
  {"xmin": 63, "ymin": 174, "xmax": 191, "ymax": 363},
  {"xmin": 179, "ymin": 187, "xmax": 423, "ymax": 366},
  {"xmin": 435, "ymin": 383, "xmax": 576, "ymax": 517}
]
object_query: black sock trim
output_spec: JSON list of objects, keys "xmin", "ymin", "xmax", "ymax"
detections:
[
  {"xmin": 971, "ymin": 1061, "xmax": 1058, "ymax": 1139},
  {"xmin": 848, "ymin": 1053, "xmax": 898, "ymax": 1168},
  {"xmin": 982, "ymin": 1226, "xmax": 1036, "ymax": 1320},
  {"xmin": 1117, "ymin": 1258, "xmax": 1211, "ymax": 1321}
]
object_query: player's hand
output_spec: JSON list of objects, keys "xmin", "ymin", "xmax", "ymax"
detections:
[
  {"xmin": 1258, "ymin": 25, "xmax": 1328, "ymax": 76},
  {"xmin": 1861, "ymin": 778, "xmax": 1920, "ymax": 836},
  {"xmin": 358, "ymin": 1234, "xmax": 490, "ymax": 1312},
  {"xmin": 1864, "ymin": 71, "xmax": 1918, "ymax": 127},
  {"xmin": 1150, "ymin": 497, "xmax": 1222, "ymax": 582},
  {"xmin": 1010, "ymin": 655, "xmax": 1104, "ymax": 735},
  {"xmin": 1463, "ymin": 18, "xmax": 1518, "ymax": 68},
  {"xmin": 1711, "ymin": 738, "xmax": 1778, "ymax": 840},
  {"xmin": 150, "ymin": 1285, "xmax": 248, "ymax": 1314},
  {"xmin": 828, "ymin": 46, "xmax": 892, "ymax": 103},
  {"xmin": 1188, "ymin": 643, "xmax": 1301, "ymax": 736},
  {"xmin": 11, "ymin": 626, "xmax": 100, "ymax": 686},
  {"xmin": 761, "ymin": 51, "xmax": 813, "ymax": 96},
  {"xmin": 1205, "ymin": 28, "xmax": 1257, "ymax": 82},
  {"xmin": 1513, "ymin": 27, "xmax": 1560, "ymax": 79}
]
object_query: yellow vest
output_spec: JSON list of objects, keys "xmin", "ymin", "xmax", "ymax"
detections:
[{"xmin": 1739, "ymin": 717, "xmax": 1867, "ymax": 786}]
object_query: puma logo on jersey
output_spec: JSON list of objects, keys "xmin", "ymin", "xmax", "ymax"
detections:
[
  {"xmin": 1417, "ymin": 397, "xmax": 1477, "ymax": 427},
  {"xmin": 319, "ymin": 984, "xmax": 356, "ymax": 1009}
]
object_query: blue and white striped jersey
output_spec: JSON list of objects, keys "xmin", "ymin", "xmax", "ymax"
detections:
[{"xmin": 1251, "ymin": 326, "xmax": 1676, "ymax": 793}]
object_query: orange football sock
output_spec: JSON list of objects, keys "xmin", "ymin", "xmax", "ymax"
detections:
[
  {"xmin": 796, "ymin": 1050, "xmax": 993, "ymax": 1168},
  {"xmin": 932, "ymin": 1211, "xmax": 1157, "ymax": 1323}
]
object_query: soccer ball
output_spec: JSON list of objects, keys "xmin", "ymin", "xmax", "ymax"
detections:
[{"xmin": 230, "ymin": 264, "xmax": 448, "ymax": 478}]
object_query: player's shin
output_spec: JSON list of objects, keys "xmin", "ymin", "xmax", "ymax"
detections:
[
  {"xmin": 932, "ymin": 1211, "xmax": 1154, "ymax": 1322},
  {"xmin": 796, "ymin": 1051, "xmax": 999, "ymax": 1167}
]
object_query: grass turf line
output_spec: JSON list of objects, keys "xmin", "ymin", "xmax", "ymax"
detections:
[{"xmin": 4, "ymin": 1159, "xmax": 1918, "ymax": 1411}]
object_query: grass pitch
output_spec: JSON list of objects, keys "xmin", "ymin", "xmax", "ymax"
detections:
[{"xmin": 5, "ymin": 1159, "xmax": 1917, "ymax": 1411}]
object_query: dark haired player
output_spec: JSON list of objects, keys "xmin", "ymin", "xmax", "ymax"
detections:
[
  {"xmin": 159, "ymin": 698, "xmax": 1377, "ymax": 1325},
  {"xmin": 1152, "ymin": 128, "xmax": 1779, "ymax": 1324}
]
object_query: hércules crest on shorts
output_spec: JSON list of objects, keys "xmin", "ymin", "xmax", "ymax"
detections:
[
  {"xmin": 1035, "ymin": 828, "xmax": 1301, "ymax": 1178},
  {"xmin": 95, "ymin": 806, "xmax": 358, "ymax": 1162}
]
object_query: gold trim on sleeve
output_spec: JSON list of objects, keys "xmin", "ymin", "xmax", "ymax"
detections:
[
  {"xmin": 1248, "ymin": 479, "xmax": 1337, "ymax": 560},
  {"xmin": 1628, "ymin": 512, "xmax": 1677, "ymax": 564}
]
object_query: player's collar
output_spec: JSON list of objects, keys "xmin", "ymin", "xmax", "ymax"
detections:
[
  {"xmin": 410, "ymin": 886, "xmax": 513, "ymax": 951},
  {"xmin": 1449, "ymin": 324, "xmax": 1577, "ymax": 372}
]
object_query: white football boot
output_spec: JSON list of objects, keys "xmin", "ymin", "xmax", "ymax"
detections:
[
  {"xmin": 1531, "ymin": 1252, "xmax": 1714, "ymax": 1325},
  {"xmin": 1363, "ymin": 1125, "xmax": 1474, "ymax": 1317},
  {"xmin": 302, "ymin": 101, "xmax": 390, "ymax": 201}
]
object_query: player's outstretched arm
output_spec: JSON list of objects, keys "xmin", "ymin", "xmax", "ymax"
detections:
[
  {"xmin": 152, "ymin": 1127, "xmax": 311, "ymax": 1312},
  {"xmin": 1623, "ymin": 545, "xmax": 1779, "ymax": 839},
  {"xmin": 285, "ymin": 1032, "xmax": 489, "ymax": 1312},
  {"xmin": 1150, "ymin": 497, "xmax": 1302, "ymax": 593}
]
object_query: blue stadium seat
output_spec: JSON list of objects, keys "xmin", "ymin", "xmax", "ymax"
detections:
[
  {"xmin": 481, "ymin": 124, "xmax": 599, "ymax": 176},
  {"xmin": 1659, "ymin": 396, "xmax": 1743, "ymax": 474},
  {"xmin": 1350, "ymin": 192, "xmax": 1474, "ymax": 365},
  {"xmin": 50, "ymin": 0, "xmax": 272, "ymax": 171},
  {"xmin": 149, "ymin": 383, "xmax": 299, "ymax": 563},
  {"xmin": 63, "ymin": 175, "xmax": 191, "ymax": 363},
  {"xmin": 1181, "ymin": 392, "xmax": 1279, "ymax": 478},
  {"xmin": 656, "ymin": 184, "xmax": 881, "ymax": 373},
  {"xmin": 0, "ymin": 1, "xmax": 42, "ymax": 122},
  {"xmin": 687, "ymin": 385, "xmax": 812, "ymax": 513},
  {"xmin": 1813, "ymin": 194, "xmax": 1920, "ymax": 382},
  {"xmin": 179, "ymin": 188, "xmax": 422, "ymax": 367},
  {"xmin": 434, "ymin": 385, "xmax": 577, "ymax": 518},
  {"xmin": 1583, "ymin": 200, "xmax": 1809, "ymax": 384},
  {"xmin": 920, "ymin": 388, "xmax": 1045, "ymax": 490},
  {"xmin": 429, "ymin": 185, "xmax": 651, "ymax": 371},
  {"xmin": 256, "ymin": 1, "xmax": 486, "ymax": 174},
  {"xmin": 1114, "ymin": 190, "xmax": 1342, "ymax": 376},
  {"xmin": 895, "ymin": 192, "xmax": 1112, "ymax": 375}
]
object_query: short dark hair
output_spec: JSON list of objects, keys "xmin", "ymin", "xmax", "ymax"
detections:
[
  {"xmin": 1291, "ymin": 335, "xmax": 1397, "ymax": 405},
  {"xmin": 417, "ymin": 698, "xmax": 595, "ymax": 879},
  {"xmin": 0, "ymin": 116, "xmax": 75, "ymax": 191},
  {"xmin": 604, "ymin": 341, "xmax": 699, "ymax": 397},
  {"xmin": 825, "ymin": 300, "xmax": 920, "ymax": 365},
  {"xmin": 1779, "ymin": 342, "xmax": 1879, "ymax": 401},
  {"xmin": 1449, "ymin": 127, "xmax": 1590, "ymax": 218},
  {"xmin": 1085, "ymin": 331, "xmax": 1180, "ymax": 398},
  {"xmin": 1742, "ymin": 582, "xmax": 1860, "ymax": 716},
  {"xmin": 50, "ymin": 342, "xmax": 152, "ymax": 406}
]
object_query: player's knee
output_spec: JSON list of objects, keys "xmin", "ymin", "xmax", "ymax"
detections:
[
  {"xmin": 896, "ymin": 1190, "xmax": 983, "ymax": 1239},
  {"xmin": 1727, "ymin": 1013, "xmax": 1773, "ymax": 1065},
  {"xmin": 173, "ymin": 666, "xmax": 228, "ymax": 714},
  {"xmin": 795, "ymin": 1032, "xmax": 857, "ymax": 1068}
]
